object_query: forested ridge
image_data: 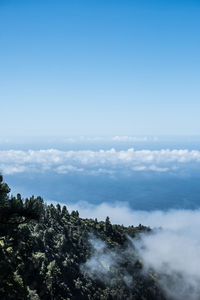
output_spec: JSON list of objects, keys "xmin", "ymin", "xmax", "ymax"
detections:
[{"xmin": 0, "ymin": 175, "xmax": 166, "ymax": 300}]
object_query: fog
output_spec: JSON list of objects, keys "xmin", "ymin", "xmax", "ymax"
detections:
[{"xmin": 78, "ymin": 204, "xmax": 200, "ymax": 300}]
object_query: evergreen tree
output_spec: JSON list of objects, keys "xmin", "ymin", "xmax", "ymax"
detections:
[{"xmin": 0, "ymin": 175, "xmax": 165, "ymax": 300}]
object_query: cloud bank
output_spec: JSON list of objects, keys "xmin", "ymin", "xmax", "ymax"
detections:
[
  {"xmin": 0, "ymin": 148, "xmax": 200, "ymax": 175},
  {"xmin": 135, "ymin": 228, "xmax": 200, "ymax": 300},
  {"xmin": 76, "ymin": 203, "xmax": 200, "ymax": 300}
]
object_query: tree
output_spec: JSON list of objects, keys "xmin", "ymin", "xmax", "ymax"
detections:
[
  {"xmin": 104, "ymin": 216, "xmax": 112, "ymax": 233},
  {"xmin": 0, "ymin": 175, "xmax": 43, "ymax": 237},
  {"xmin": 0, "ymin": 175, "xmax": 44, "ymax": 299}
]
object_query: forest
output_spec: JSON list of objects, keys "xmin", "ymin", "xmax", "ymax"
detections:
[{"xmin": 0, "ymin": 175, "xmax": 166, "ymax": 300}]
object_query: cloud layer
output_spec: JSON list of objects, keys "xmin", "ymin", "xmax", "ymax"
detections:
[
  {"xmin": 135, "ymin": 228, "xmax": 200, "ymax": 300},
  {"xmin": 81, "ymin": 234, "xmax": 135, "ymax": 288},
  {"xmin": 75, "ymin": 202, "xmax": 200, "ymax": 300},
  {"xmin": 0, "ymin": 148, "xmax": 200, "ymax": 175}
]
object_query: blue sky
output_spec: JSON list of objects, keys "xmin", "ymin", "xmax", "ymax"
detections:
[{"xmin": 0, "ymin": 0, "xmax": 200, "ymax": 137}]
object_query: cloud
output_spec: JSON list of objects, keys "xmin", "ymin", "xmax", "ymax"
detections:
[
  {"xmin": 63, "ymin": 135, "xmax": 158, "ymax": 143},
  {"xmin": 56, "ymin": 165, "xmax": 84, "ymax": 174},
  {"xmin": 67, "ymin": 202, "xmax": 200, "ymax": 229},
  {"xmin": 81, "ymin": 235, "xmax": 120, "ymax": 283},
  {"xmin": 112, "ymin": 135, "xmax": 156, "ymax": 142},
  {"xmin": 0, "ymin": 148, "xmax": 200, "ymax": 175},
  {"xmin": 134, "ymin": 228, "xmax": 200, "ymax": 300},
  {"xmin": 64, "ymin": 136, "xmax": 104, "ymax": 143},
  {"xmin": 74, "ymin": 202, "xmax": 200, "ymax": 300},
  {"xmin": 81, "ymin": 234, "xmax": 135, "ymax": 288}
]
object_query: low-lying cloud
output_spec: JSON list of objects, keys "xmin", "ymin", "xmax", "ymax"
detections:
[
  {"xmin": 81, "ymin": 235, "xmax": 135, "ymax": 287},
  {"xmin": 135, "ymin": 228, "xmax": 200, "ymax": 300},
  {"xmin": 0, "ymin": 148, "xmax": 200, "ymax": 175},
  {"xmin": 76, "ymin": 203, "xmax": 200, "ymax": 300}
]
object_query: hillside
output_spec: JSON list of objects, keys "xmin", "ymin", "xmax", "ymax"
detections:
[{"xmin": 0, "ymin": 176, "xmax": 165, "ymax": 300}]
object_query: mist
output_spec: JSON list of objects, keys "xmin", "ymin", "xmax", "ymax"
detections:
[
  {"xmin": 81, "ymin": 234, "xmax": 137, "ymax": 288},
  {"xmin": 79, "ymin": 206, "xmax": 200, "ymax": 300}
]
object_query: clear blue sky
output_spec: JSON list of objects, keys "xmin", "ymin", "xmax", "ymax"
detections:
[{"xmin": 0, "ymin": 0, "xmax": 200, "ymax": 137}]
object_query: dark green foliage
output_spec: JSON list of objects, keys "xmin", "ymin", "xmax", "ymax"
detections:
[
  {"xmin": 0, "ymin": 175, "xmax": 44, "ymax": 299},
  {"xmin": 0, "ymin": 176, "xmax": 165, "ymax": 300}
]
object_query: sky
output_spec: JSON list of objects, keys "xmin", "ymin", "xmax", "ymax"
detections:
[
  {"xmin": 1, "ymin": 4, "xmax": 200, "ymax": 295},
  {"xmin": 0, "ymin": 0, "xmax": 200, "ymax": 137}
]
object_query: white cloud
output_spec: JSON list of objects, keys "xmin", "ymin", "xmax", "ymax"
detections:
[
  {"xmin": 134, "ymin": 228, "xmax": 200, "ymax": 300},
  {"xmin": 63, "ymin": 135, "xmax": 158, "ymax": 143},
  {"xmin": 0, "ymin": 165, "xmax": 27, "ymax": 175},
  {"xmin": 56, "ymin": 165, "xmax": 84, "ymax": 174},
  {"xmin": 112, "ymin": 135, "xmax": 149, "ymax": 142},
  {"xmin": 69, "ymin": 201, "xmax": 200, "ymax": 300},
  {"xmin": 81, "ymin": 234, "xmax": 134, "ymax": 288},
  {"xmin": 67, "ymin": 202, "xmax": 200, "ymax": 229},
  {"xmin": 0, "ymin": 148, "xmax": 200, "ymax": 175}
]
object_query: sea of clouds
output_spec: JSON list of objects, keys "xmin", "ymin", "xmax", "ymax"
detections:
[
  {"xmin": 0, "ymin": 148, "xmax": 200, "ymax": 175},
  {"xmin": 1, "ymin": 141, "xmax": 200, "ymax": 298}
]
